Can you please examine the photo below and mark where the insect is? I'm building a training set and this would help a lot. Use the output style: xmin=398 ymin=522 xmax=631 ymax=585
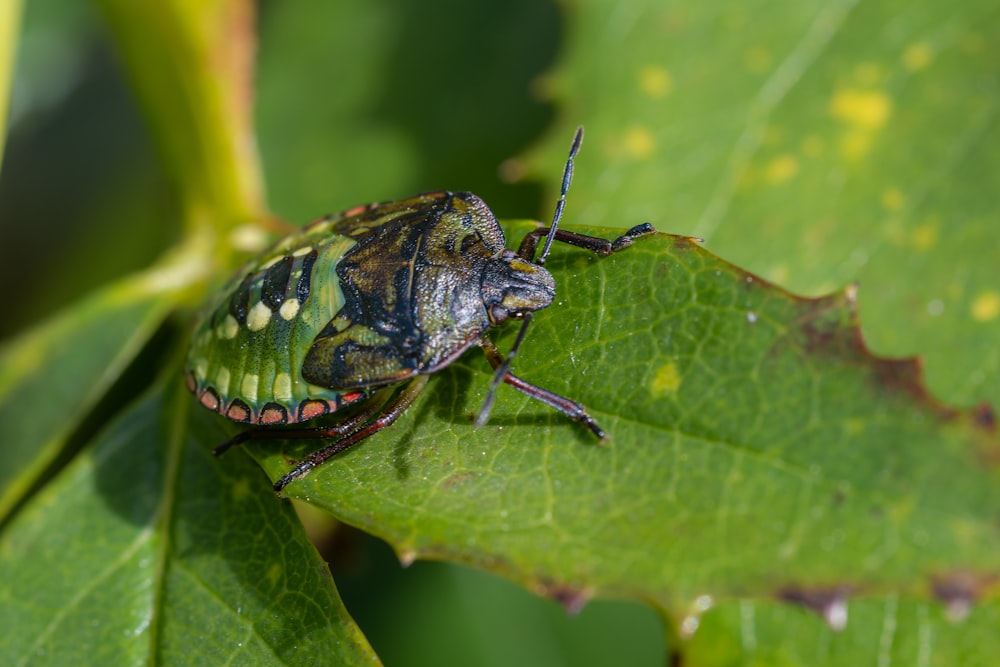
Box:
xmin=186 ymin=127 xmax=655 ymax=493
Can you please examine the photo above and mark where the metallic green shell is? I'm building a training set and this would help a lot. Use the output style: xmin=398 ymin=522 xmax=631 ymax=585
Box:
xmin=186 ymin=190 xmax=556 ymax=425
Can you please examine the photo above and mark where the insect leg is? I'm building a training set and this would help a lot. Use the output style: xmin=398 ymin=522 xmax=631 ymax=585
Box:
xmin=211 ymin=392 xmax=389 ymax=456
xmin=273 ymin=375 xmax=430 ymax=493
xmin=476 ymin=336 xmax=605 ymax=440
xmin=516 ymin=222 xmax=657 ymax=261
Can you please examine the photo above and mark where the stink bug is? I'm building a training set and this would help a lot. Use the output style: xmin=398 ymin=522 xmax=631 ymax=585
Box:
xmin=186 ymin=128 xmax=655 ymax=492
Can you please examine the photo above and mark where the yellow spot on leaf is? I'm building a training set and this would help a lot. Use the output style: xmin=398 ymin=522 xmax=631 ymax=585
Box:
xmin=242 ymin=374 xmax=259 ymax=402
xmin=624 ymin=126 xmax=655 ymax=159
xmin=881 ymin=187 xmax=904 ymax=212
xmin=830 ymin=89 xmax=892 ymax=131
xmin=903 ymin=43 xmax=933 ymax=71
xmin=765 ymin=154 xmax=799 ymax=185
xmin=651 ymin=361 xmax=682 ymax=395
xmin=971 ymin=291 xmax=1000 ymax=321
xmin=638 ymin=65 xmax=672 ymax=98
xmin=911 ymin=220 xmax=939 ymax=251
xmin=267 ymin=563 xmax=283 ymax=586
xmin=279 ymin=298 xmax=301 ymax=321
xmin=247 ymin=302 xmax=272 ymax=332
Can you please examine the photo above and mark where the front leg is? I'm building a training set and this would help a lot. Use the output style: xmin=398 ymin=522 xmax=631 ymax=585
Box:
xmin=516 ymin=222 xmax=657 ymax=261
xmin=476 ymin=336 xmax=605 ymax=439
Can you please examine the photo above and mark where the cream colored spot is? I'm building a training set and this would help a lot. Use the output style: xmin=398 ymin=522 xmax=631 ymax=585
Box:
xmin=638 ymin=65 xmax=672 ymax=98
xmin=881 ymin=187 xmax=904 ymax=212
xmin=745 ymin=47 xmax=771 ymax=73
xmin=247 ymin=302 xmax=272 ymax=331
xmin=651 ymin=361 xmax=682 ymax=395
xmin=273 ymin=373 xmax=293 ymax=402
xmin=193 ymin=358 xmax=208 ymax=381
xmin=903 ymin=43 xmax=933 ymax=71
xmin=624 ymin=126 xmax=655 ymax=159
xmin=215 ymin=367 xmax=231 ymax=393
xmin=267 ymin=562 xmax=283 ymax=586
xmin=218 ymin=314 xmax=239 ymax=340
xmin=241 ymin=374 xmax=259 ymax=402
xmin=292 ymin=245 xmax=314 ymax=257
xmin=971 ymin=291 xmax=1000 ymax=322
xmin=911 ymin=219 xmax=938 ymax=251
xmin=764 ymin=154 xmax=798 ymax=185
xmin=279 ymin=298 xmax=301 ymax=321
xmin=831 ymin=89 xmax=892 ymax=131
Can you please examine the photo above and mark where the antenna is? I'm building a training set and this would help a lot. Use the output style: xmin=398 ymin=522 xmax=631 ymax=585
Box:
xmin=475 ymin=126 xmax=583 ymax=429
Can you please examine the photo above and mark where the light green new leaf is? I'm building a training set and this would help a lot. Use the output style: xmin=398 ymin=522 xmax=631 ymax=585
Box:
xmin=0 ymin=263 xmax=195 ymax=519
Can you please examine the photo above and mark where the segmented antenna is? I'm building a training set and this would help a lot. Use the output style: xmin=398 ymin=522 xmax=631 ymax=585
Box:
xmin=475 ymin=126 xmax=583 ymax=429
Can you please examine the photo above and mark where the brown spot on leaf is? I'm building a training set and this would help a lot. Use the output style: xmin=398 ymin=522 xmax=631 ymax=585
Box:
xmin=792 ymin=284 xmax=997 ymax=442
xmin=931 ymin=571 xmax=997 ymax=622
xmin=973 ymin=403 xmax=996 ymax=433
xmin=777 ymin=585 xmax=850 ymax=630
xmin=535 ymin=580 xmax=590 ymax=614
xmin=671 ymin=235 xmax=703 ymax=252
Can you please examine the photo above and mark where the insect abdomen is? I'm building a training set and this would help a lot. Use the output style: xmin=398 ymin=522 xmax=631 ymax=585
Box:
xmin=187 ymin=234 xmax=366 ymax=424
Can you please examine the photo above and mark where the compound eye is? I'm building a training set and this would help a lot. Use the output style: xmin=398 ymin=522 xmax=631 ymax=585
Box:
xmin=488 ymin=304 xmax=509 ymax=325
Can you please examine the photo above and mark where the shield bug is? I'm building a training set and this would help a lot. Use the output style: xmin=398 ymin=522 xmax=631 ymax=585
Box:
xmin=186 ymin=127 xmax=655 ymax=492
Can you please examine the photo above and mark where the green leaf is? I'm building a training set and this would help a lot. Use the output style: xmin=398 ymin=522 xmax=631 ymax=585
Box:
xmin=242 ymin=225 xmax=998 ymax=637
xmin=0 ymin=380 xmax=379 ymax=666
xmin=0 ymin=263 xmax=193 ymax=519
